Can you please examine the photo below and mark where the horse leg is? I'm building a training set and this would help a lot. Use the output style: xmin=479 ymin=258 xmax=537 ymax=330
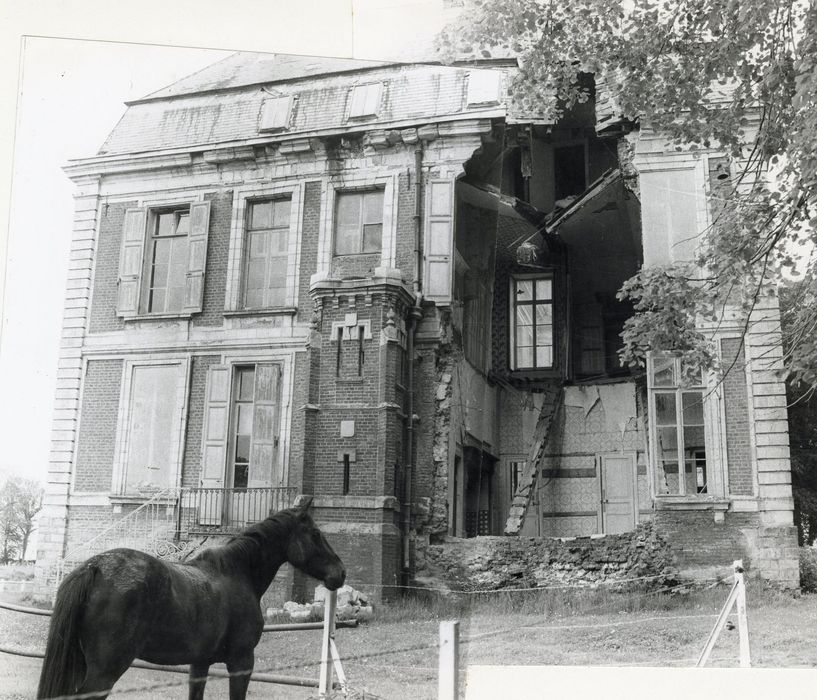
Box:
xmin=188 ymin=662 xmax=210 ymax=700
xmin=225 ymin=651 xmax=254 ymax=700
xmin=75 ymin=656 xmax=133 ymax=700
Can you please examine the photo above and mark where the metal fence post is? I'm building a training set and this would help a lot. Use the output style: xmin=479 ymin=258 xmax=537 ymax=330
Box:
xmin=318 ymin=589 xmax=338 ymax=698
xmin=734 ymin=559 xmax=751 ymax=667
xmin=438 ymin=620 xmax=460 ymax=700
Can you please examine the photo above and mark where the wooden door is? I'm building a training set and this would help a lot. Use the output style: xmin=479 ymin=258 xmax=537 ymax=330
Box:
xmin=599 ymin=452 xmax=636 ymax=534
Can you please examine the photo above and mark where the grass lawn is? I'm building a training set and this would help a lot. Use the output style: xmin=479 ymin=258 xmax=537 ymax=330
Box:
xmin=2 ymin=583 xmax=816 ymax=699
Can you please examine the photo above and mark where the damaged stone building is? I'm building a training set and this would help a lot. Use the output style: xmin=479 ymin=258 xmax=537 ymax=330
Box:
xmin=37 ymin=51 xmax=799 ymax=597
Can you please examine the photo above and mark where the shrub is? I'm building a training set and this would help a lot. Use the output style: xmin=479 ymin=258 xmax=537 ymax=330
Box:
xmin=799 ymin=546 xmax=817 ymax=592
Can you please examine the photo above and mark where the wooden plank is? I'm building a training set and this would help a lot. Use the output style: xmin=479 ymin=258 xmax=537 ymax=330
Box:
xmin=438 ymin=620 xmax=460 ymax=700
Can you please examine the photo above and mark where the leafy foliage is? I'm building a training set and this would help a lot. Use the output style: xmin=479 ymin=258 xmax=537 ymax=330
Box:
xmin=439 ymin=0 xmax=817 ymax=384
xmin=0 ymin=477 xmax=43 ymax=563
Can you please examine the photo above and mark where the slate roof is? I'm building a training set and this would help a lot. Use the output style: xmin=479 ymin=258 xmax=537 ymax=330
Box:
xmin=98 ymin=55 xmax=513 ymax=156
xmin=139 ymin=52 xmax=395 ymax=102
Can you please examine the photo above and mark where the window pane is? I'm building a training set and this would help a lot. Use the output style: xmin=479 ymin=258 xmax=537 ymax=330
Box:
xmin=250 ymin=201 xmax=273 ymax=229
xmin=246 ymin=260 xmax=266 ymax=295
xmin=681 ymin=360 xmax=704 ymax=386
xmin=654 ymin=393 xmax=677 ymax=426
xmin=272 ymin=199 xmax=291 ymax=227
xmin=235 ymin=434 xmax=251 ymax=464
xmin=156 ymin=213 xmax=175 ymax=237
xmin=652 ymin=356 xmax=676 ymax=386
xmin=245 ymin=288 xmax=263 ymax=308
xmin=152 ymin=238 xmax=171 ymax=266
xmin=656 ymin=426 xmax=680 ymax=494
xmin=536 ymin=324 xmax=552 ymax=348
xmin=267 ymin=286 xmax=286 ymax=307
xmin=237 ymin=403 xmax=254 ymax=435
xmin=268 ymin=255 xmax=287 ymax=280
xmin=535 ymin=304 xmax=552 ymax=326
xmin=272 ymin=228 xmax=288 ymax=254
xmin=233 ymin=463 xmax=248 ymax=489
xmin=516 ymin=324 xmax=533 ymax=347
xmin=238 ymin=368 xmax=255 ymax=401
xmin=515 ymin=279 xmax=533 ymax=299
xmin=515 ymin=305 xmax=533 ymax=327
xmin=516 ymin=346 xmax=533 ymax=367
xmin=249 ymin=231 xmax=267 ymax=258
xmin=335 ymin=224 xmax=359 ymax=255
xmin=148 ymin=289 xmax=165 ymax=312
xmin=336 ymin=194 xmax=361 ymax=228
xmin=682 ymin=391 xmax=704 ymax=426
xmin=175 ymin=213 xmax=189 ymax=236
xmin=534 ymin=278 xmax=552 ymax=300
xmin=150 ymin=261 xmax=169 ymax=288
xmin=536 ymin=346 xmax=553 ymax=367
xmin=362 ymin=223 xmax=382 ymax=252
xmin=363 ymin=191 xmax=384 ymax=224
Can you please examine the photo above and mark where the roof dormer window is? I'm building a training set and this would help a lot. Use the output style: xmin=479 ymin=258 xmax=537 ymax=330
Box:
xmin=348 ymin=83 xmax=382 ymax=118
xmin=466 ymin=70 xmax=502 ymax=107
xmin=259 ymin=95 xmax=293 ymax=132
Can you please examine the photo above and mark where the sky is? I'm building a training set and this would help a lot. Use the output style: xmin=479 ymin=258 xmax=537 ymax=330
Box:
xmin=0 ymin=0 xmax=452 ymax=485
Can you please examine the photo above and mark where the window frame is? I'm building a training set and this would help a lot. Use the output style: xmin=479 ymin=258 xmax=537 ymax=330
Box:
xmin=332 ymin=188 xmax=385 ymax=256
xmin=509 ymin=273 xmax=556 ymax=371
xmin=240 ymin=197 xmax=294 ymax=310
xmin=141 ymin=206 xmax=191 ymax=315
xmin=647 ymin=353 xmax=714 ymax=498
xmin=110 ymin=357 xmax=190 ymax=499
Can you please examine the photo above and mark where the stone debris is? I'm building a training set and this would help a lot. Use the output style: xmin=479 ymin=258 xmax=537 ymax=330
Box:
xmin=417 ymin=522 xmax=678 ymax=592
xmin=267 ymin=584 xmax=374 ymax=623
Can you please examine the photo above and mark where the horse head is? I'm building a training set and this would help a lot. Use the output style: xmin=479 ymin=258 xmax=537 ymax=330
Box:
xmin=286 ymin=501 xmax=346 ymax=591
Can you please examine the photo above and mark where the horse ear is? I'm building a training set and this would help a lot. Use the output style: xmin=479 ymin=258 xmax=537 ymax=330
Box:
xmin=297 ymin=496 xmax=313 ymax=514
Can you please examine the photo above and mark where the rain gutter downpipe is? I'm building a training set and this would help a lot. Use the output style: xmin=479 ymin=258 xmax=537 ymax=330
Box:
xmin=402 ymin=143 xmax=424 ymax=586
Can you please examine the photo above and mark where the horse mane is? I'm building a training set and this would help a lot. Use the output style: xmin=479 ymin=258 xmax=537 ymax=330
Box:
xmin=193 ymin=507 xmax=300 ymax=576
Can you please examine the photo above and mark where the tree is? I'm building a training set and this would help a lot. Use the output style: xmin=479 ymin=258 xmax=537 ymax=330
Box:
xmin=438 ymin=0 xmax=817 ymax=385
xmin=0 ymin=477 xmax=44 ymax=563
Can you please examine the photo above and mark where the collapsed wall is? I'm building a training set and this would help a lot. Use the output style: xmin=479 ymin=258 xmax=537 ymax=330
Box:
xmin=419 ymin=521 xmax=677 ymax=591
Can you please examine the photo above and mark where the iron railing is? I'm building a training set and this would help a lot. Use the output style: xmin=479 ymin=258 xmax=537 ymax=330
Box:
xmin=179 ymin=486 xmax=297 ymax=535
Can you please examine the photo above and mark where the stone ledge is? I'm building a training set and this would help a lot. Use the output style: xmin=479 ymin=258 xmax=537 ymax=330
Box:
xmin=654 ymin=497 xmax=730 ymax=512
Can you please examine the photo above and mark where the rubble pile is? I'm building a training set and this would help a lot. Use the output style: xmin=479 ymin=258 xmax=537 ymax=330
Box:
xmin=267 ymin=584 xmax=374 ymax=623
xmin=420 ymin=522 xmax=677 ymax=591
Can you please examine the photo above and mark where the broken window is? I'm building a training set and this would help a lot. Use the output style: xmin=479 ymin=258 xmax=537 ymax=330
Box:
xmin=510 ymin=275 xmax=554 ymax=370
xmin=649 ymin=354 xmax=708 ymax=496
xmin=553 ymin=143 xmax=587 ymax=202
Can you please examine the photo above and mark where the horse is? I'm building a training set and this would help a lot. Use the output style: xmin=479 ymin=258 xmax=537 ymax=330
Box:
xmin=37 ymin=499 xmax=345 ymax=699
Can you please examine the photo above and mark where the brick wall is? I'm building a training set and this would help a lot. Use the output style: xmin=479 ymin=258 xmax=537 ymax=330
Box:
xmin=722 ymin=338 xmax=753 ymax=496
xmin=297 ymin=181 xmax=322 ymax=322
xmin=89 ymin=201 xmax=136 ymax=333
xmin=193 ymin=190 xmax=233 ymax=327
xmin=395 ymin=171 xmax=416 ymax=278
xmin=74 ymin=359 xmax=123 ymax=491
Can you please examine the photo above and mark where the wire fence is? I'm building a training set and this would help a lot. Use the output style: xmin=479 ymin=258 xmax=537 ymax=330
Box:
xmin=0 ymin=567 xmax=756 ymax=700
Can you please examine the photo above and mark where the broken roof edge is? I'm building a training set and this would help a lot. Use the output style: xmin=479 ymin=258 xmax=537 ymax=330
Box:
xmin=545 ymin=169 xmax=623 ymax=234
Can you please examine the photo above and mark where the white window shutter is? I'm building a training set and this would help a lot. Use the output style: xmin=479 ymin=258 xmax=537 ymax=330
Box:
xmin=199 ymin=364 xmax=230 ymax=524
xmin=424 ymin=179 xmax=455 ymax=303
xmin=183 ymin=201 xmax=211 ymax=314
xmin=249 ymin=363 xmax=281 ymax=489
xmin=117 ymin=208 xmax=147 ymax=316
xmin=467 ymin=70 xmax=502 ymax=106
xmin=259 ymin=95 xmax=293 ymax=131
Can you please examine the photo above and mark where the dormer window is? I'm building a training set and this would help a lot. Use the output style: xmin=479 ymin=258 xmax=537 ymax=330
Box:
xmin=466 ymin=70 xmax=502 ymax=106
xmin=259 ymin=95 xmax=293 ymax=132
xmin=348 ymin=83 xmax=382 ymax=118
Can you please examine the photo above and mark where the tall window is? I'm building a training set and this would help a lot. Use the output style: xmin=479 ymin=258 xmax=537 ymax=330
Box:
xmin=650 ymin=354 xmax=708 ymax=496
xmin=243 ymin=198 xmax=291 ymax=308
xmin=145 ymin=208 xmax=190 ymax=313
xmin=511 ymin=276 xmax=554 ymax=370
xmin=122 ymin=364 xmax=182 ymax=493
xmin=230 ymin=367 xmax=255 ymax=489
xmin=334 ymin=190 xmax=384 ymax=255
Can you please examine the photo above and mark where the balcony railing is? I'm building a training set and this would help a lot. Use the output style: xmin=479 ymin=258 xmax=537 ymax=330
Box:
xmin=179 ymin=486 xmax=298 ymax=536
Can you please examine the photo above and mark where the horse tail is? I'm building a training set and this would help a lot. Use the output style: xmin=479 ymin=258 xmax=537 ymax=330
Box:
xmin=37 ymin=564 xmax=97 ymax=699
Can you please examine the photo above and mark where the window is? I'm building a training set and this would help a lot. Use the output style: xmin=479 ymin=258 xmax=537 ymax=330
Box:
xmin=230 ymin=367 xmax=255 ymax=489
xmin=334 ymin=190 xmax=384 ymax=255
xmin=242 ymin=198 xmax=292 ymax=308
xmin=144 ymin=208 xmax=189 ymax=313
xmin=348 ymin=83 xmax=382 ymax=118
xmin=259 ymin=95 xmax=293 ymax=132
xmin=467 ymin=70 xmax=502 ymax=106
xmin=510 ymin=276 xmax=554 ymax=370
xmin=116 ymin=362 xmax=186 ymax=495
xmin=117 ymin=202 xmax=211 ymax=318
xmin=649 ymin=354 xmax=708 ymax=496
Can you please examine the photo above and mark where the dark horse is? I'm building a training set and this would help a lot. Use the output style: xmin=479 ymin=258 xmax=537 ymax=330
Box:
xmin=37 ymin=500 xmax=345 ymax=699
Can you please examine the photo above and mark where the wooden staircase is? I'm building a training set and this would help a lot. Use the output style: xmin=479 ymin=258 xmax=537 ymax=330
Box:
xmin=504 ymin=382 xmax=563 ymax=535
